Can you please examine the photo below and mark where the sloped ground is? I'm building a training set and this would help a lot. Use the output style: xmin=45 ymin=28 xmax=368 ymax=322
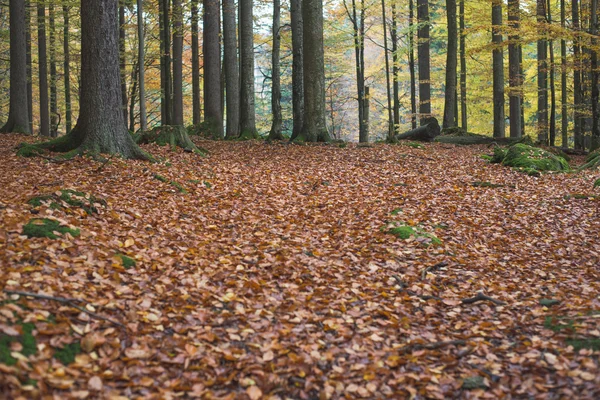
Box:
xmin=1 ymin=134 xmax=599 ymax=399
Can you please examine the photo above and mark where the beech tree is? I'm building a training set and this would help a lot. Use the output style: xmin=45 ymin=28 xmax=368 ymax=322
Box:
xmin=38 ymin=1 xmax=50 ymax=137
xmin=442 ymin=0 xmax=457 ymax=129
xmin=223 ymin=0 xmax=240 ymax=139
xmin=290 ymin=0 xmax=304 ymax=140
xmin=204 ymin=0 xmax=223 ymax=138
xmin=492 ymin=0 xmax=505 ymax=138
xmin=268 ymin=0 xmax=284 ymax=141
xmin=508 ymin=0 xmax=522 ymax=138
xmin=1 ymin=0 xmax=30 ymax=134
xmin=417 ymin=0 xmax=431 ymax=125
xmin=239 ymin=0 xmax=258 ymax=139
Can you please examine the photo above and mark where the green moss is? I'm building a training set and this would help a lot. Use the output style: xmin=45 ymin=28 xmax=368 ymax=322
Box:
xmin=153 ymin=174 xmax=187 ymax=193
xmin=16 ymin=143 xmax=45 ymax=158
xmin=115 ymin=253 xmax=136 ymax=269
xmin=544 ymin=316 xmax=575 ymax=333
xmin=579 ymin=150 xmax=600 ymax=170
xmin=386 ymin=222 xmax=442 ymax=246
xmin=204 ymin=181 xmax=212 ymax=188
xmin=238 ymin=129 xmax=259 ymax=141
xmin=0 ymin=334 xmax=17 ymax=365
xmin=338 ymin=142 xmax=348 ymax=148
xmin=490 ymin=144 xmax=570 ymax=173
xmin=472 ymin=181 xmax=503 ymax=188
xmin=0 ymin=322 xmax=38 ymax=365
xmin=566 ymin=338 xmax=600 ymax=351
xmin=54 ymin=342 xmax=81 ymax=365
xmin=27 ymin=189 xmax=102 ymax=214
xmin=405 ymin=141 xmax=424 ymax=149
xmin=539 ymin=299 xmax=561 ymax=307
xmin=22 ymin=218 xmax=80 ymax=239
xmin=390 ymin=208 xmax=403 ymax=216
xmin=462 ymin=376 xmax=487 ymax=390
xmin=27 ymin=194 xmax=55 ymax=207
xmin=154 ymin=174 xmax=168 ymax=183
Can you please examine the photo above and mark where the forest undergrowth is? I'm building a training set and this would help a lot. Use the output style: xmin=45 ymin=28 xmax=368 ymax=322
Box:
xmin=1 ymin=134 xmax=599 ymax=399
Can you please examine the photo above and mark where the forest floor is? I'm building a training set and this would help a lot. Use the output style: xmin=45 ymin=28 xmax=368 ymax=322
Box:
xmin=1 ymin=133 xmax=599 ymax=399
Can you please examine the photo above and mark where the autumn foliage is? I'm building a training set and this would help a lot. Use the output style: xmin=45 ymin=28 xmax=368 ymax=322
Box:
xmin=1 ymin=134 xmax=599 ymax=398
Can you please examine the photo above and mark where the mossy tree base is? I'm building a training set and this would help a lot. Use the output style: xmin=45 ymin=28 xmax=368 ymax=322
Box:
xmin=238 ymin=128 xmax=259 ymax=141
xmin=137 ymin=125 xmax=207 ymax=156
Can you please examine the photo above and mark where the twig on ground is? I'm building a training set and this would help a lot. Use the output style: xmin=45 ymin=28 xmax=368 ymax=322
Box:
xmin=4 ymin=290 xmax=126 ymax=329
xmin=461 ymin=292 xmax=506 ymax=306
xmin=95 ymin=154 xmax=114 ymax=172
xmin=421 ymin=261 xmax=449 ymax=280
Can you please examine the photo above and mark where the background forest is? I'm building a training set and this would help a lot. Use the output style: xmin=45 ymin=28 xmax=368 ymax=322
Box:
xmin=2 ymin=0 xmax=600 ymax=147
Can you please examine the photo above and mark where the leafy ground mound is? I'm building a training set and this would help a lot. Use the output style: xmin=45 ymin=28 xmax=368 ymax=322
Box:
xmin=1 ymin=135 xmax=599 ymax=398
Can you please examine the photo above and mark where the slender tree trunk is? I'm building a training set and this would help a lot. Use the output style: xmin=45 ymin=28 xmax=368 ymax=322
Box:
xmin=391 ymin=2 xmax=400 ymax=134
xmin=62 ymin=5 xmax=71 ymax=133
xmin=1 ymin=0 xmax=30 ymax=134
xmin=537 ymin=0 xmax=548 ymax=144
xmin=191 ymin=0 xmax=200 ymax=126
xmin=26 ymin=0 xmax=33 ymax=133
xmin=519 ymin=45 xmax=525 ymax=135
xmin=573 ymin=0 xmax=583 ymax=149
xmin=508 ymin=0 xmax=522 ymax=138
xmin=137 ymin=0 xmax=146 ymax=132
xmin=300 ymin=0 xmax=330 ymax=141
xmin=49 ymin=3 xmax=57 ymax=136
xmin=443 ymin=0 xmax=457 ymax=129
xmin=417 ymin=0 xmax=431 ymax=125
xmin=382 ymin=0 xmax=392 ymax=140
xmin=204 ymin=0 xmax=223 ymax=137
xmin=459 ymin=0 xmax=467 ymax=130
xmin=119 ymin=2 xmax=128 ymax=125
xmin=346 ymin=0 xmax=366 ymax=142
xmin=172 ymin=0 xmax=183 ymax=126
xmin=409 ymin=0 xmax=417 ymax=129
xmin=222 ymin=0 xmax=240 ymax=138
xmin=128 ymin=59 xmax=138 ymax=131
xmin=38 ymin=2 xmax=49 ymax=137
xmin=239 ymin=0 xmax=257 ymax=138
xmin=290 ymin=0 xmax=304 ymax=139
xmin=159 ymin=0 xmax=172 ymax=126
xmin=561 ymin=0 xmax=568 ymax=147
xmin=492 ymin=0 xmax=505 ymax=138
xmin=268 ymin=0 xmax=284 ymax=140
xmin=591 ymin=0 xmax=600 ymax=150
xmin=547 ymin=0 xmax=556 ymax=146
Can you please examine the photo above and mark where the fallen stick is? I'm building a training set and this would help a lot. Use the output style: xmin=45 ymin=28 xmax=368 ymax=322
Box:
xmin=398 ymin=339 xmax=466 ymax=354
xmin=421 ymin=261 xmax=449 ymax=280
xmin=461 ymin=292 xmax=506 ymax=306
xmin=4 ymin=290 xmax=126 ymax=329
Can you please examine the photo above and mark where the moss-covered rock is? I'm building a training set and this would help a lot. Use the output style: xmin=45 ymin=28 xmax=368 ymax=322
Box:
xmin=491 ymin=144 xmax=570 ymax=173
xmin=385 ymin=222 xmax=442 ymax=246
xmin=22 ymin=218 xmax=80 ymax=239
xmin=579 ymin=149 xmax=600 ymax=170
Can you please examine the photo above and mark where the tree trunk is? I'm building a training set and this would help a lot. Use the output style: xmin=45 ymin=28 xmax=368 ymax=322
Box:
xmin=222 ymin=0 xmax=240 ymax=139
xmin=381 ymin=0 xmax=392 ymax=140
xmin=459 ymin=0 xmax=467 ymax=130
xmin=492 ymin=0 xmax=505 ymax=138
xmin=561 ymin=0 xmax=568 ymax=147
xmin=26 ymin=0 xmax=33 ymax=134
xmin=397 ymin=117 xmax=440 ymax=141
xmin=347 ymin=0 xmax=366 ymax=142
xmin=159 ymin=0 xmax=172 ymax=126
xmin=409 ymin=0 xmax=417 ymax=129
xmin=239 ymin=0 xmax=257 ymax=139
xmin=537 ymin=0 xmax=548 ymax=145
xmin=547 ymin=0 xmax=556 ymax=146
xmin=128 ymin=60 xmax=138 ymax=131
xmin=508 ymin=0 xmax=522 ymax=138
xmin=290 ymin=0 xmax=304 ymax=140
xmin=49 ymin=3 xmax=57 ymax=136
xmin=591 ymin=0 xmax=599 ymax=150
xmin=1 ymin=0 xmax=30 ymax=134
xmin=137 ymin=0 xmax=146 ymax=132
xmin=204 ymin=0 xmax=223 ymax=138
xmin=62 ymin=5 xmax=72 ymax=133
xmin=300 ymin=0 xmax=330 ymax=142
xmin=119 ymin=3 xmax=127 ymax=126
xmin=573 ymin=0 xmax=583 ymax=149
xmin=443 ymin=0 xmax=457 ymax=129
xmin=391 ymin=2 xmax=400 ymax=135
xmin=268 ymin=0 xmax=284 ymax=140
xmin=172 ymin=0 xmax=183 ymax=126
xmin=191 ymin=0 xmax=200 ymax=126
xmin=38 ymin=2 xmax=49 ymax=137
xmin=417 ymin=0 xmax=431 ymax=125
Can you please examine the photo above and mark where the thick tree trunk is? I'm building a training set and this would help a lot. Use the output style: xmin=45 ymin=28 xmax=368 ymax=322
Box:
xmin=573 ymin=0 xmax=583 ymax=149
xmin=409 ymin=0 xmax=417 ymax=129
xmin=1 ymin=0 xmax=30 ymax=134
xmin=492 ymin=0 xmax=505 ymax=138
xmin=172 ymin=0 xmax=183 ymax=126
xmin=49 ymin=3 xmax=57 ymax=136
xmin=591 ymin=0 xmax=600 ymax=150
xmin=119 ymin=3 xmax=127 ymax=126
xmin=508 ymin=0 xmax=522 ymax=138
xmin=417 ymin=0 xmax=431 ymax=125
xmin=347 ymin=0 xmax=366 ymax=142
xmin=397 ymin=117 xmax=440 ymax=141
xmin=459 ymin=0 xmax=467 ymax=130
xmin=26 ymin=0 xmax=33 ymax=133
xmin=268 ymin=0 xmax=284 ymax=141
xmin=191 ymin=0 xmax=200 ymax=126
xmin=159 ymin=0 xmax=172 ymax=126
xmin=391 ymin=3 xmax=400 ymax=135
xmin=62 ymin=5 xmax=72 ymax=133
xmin=290 ymin=0 xmax=304 ymax=140
xmin=547 ymin=0 xmax=556 ymax=146
xmin=204 ymin=0 xmax=223 ymax=138
xmin=38 ymin=3 xmax=49 ymax=137
xmin=537 ymin=0 xmax=548 ymax=145
xmin=381 ymin=0 xmax=392 ymax=140
xmin=443 ymin=0 xmax=457 ymax=129
xmin=137 ymin=0 xmax=146 ymax=132
xmin=300 ymin=0 xmax=330 ymax=142
xmin=561 ymin=0 xmax=568 ymax=147
xmin=222 ymin=0 xmax=240 ymax=139
xmin=239 ymin=0 xmax=257 ymax=139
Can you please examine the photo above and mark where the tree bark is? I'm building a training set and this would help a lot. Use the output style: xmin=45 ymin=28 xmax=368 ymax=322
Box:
xmin=391 ymin=2 xmax=400 ymax=135
xmin=172 ymin=0 xmax=183 ymax=126
xmin=49 ymin=3 xmax=57 ymax=136
xmin=204 ymin=0 xmax=223 ymax=138
xmin=222 ymin=0 xmax=240 ymax=139
xmin=417 ymin=0 xmax=431 ymax=125
xmin=290 ymin=0 xmax=304 ymax=140
xmin=561 ymin=0 xmax=568 ymax=147
xmin=26 ymin=0 xmax=33 ymax=133
xmin=397 ymin=117 xmax=440 ymax=141
xmin=547 ymin=0 xmax=556 ymax=146
xmin=137 ymin=0 xmax=146 ymax=132
xmin=268 ymin=0 xmax=284 ymax=140
xmin=239 ymin=0 xmax=257 ymax=139
xmin=381 ymin=0 xmax=392 ymax=140
xmin=459 ymin=0 xmax=467 ymax=130
xmin=38 ymin=2 xmax=49 ymax=137
xmin=573 ymin=0 xmax=583 ymax=149
xmin=443 ymin=0 xmax=457 ymax=129
xmin=62 ymin=5 xmax=72 ymax=133
xmin=537 ymin=0 xmax=548 ymax=145
xmin=409 ymin=0 xmax=417 ymax=129
xmin=191 ymin=0 xmax=200 ymax=126
xmin=300 ymin=0 xmax=330 ymax=142
xmin=508 ymin=0 xmax=522 ymax=138
xmin=159 ymin=0 xmax=172 ymax=126
xmin=492 ymin=0 xmax=505 ymax=138
xmin=591 ymin=0 xmax=599 ymax=150
xmin=1 ymin=0 xmax=30 ymax=134
xmin=119 ymin=2 xmax=128 ymax=126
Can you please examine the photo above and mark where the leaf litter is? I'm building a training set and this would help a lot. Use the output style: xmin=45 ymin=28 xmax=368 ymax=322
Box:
xmin=0 ymin=134 xmax=599 ymax=398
